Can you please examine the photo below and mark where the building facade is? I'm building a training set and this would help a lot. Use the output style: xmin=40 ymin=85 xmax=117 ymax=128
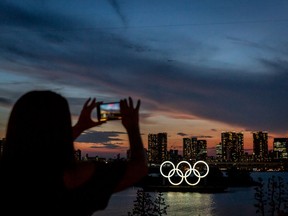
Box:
xmin=183 ymin=137 xmax=207 ymax=161
xmin=273 ymin=138 xmax=288 ymax=159
xmin=148 ymin=133 xmax=167 ymax=164
xmin=253 ymin=131 xmax=268 ymax=161
xmin=183 ymin=138 xmax=193 ymax=160
xmin=221 ymin=131 xmax=244 ymax=161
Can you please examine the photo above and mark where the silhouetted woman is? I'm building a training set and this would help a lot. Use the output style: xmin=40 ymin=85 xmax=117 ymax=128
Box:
xmin=0 ymin=90 xmax=148 ymax=216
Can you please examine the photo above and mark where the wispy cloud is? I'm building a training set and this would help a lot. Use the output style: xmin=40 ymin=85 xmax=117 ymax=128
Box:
xmin=177 ymin=132 xmax=188 ymax=137
xmin=90 ymin=142 xmax=123 ymax=149
xmin=1 ymin=0 xmax=288 ymax=140
xmin=75 ymin=130 xmax=126 ymax=144
xmin=0 ymin=97 xmax=13 ymax=106
xmin=107 ymin=0 xmax=127 ymax=26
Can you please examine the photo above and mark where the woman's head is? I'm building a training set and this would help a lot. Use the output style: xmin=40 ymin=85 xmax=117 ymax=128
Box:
xmin=3 ymin=90 xmax=75 ymax=168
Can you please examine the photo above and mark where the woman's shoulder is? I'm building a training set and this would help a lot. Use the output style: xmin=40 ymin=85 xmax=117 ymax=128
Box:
xmin=63 ymin=160 xmax=127 ymax=190
xmin=63 ymin=161 xmax=95 ymax=189
xmin=63 ymin=160 xmax=128 ymax=215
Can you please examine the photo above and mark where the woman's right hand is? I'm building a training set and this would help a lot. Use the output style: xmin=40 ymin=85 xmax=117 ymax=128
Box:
xmin=120 ymin=97 xmax=141 ymax=131
xmin=115 ymin=97 xmax=148 ymax=192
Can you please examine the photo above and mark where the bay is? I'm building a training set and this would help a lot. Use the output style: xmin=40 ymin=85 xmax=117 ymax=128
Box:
xmin=93 ymin=172 xmax=288 ymax=216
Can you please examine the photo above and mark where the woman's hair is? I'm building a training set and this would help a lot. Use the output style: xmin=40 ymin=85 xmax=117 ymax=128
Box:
xmin=3 ymin=90 xmax=75 ymax=170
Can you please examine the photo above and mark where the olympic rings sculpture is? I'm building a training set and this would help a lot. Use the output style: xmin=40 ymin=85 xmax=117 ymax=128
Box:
xmin=160 ymin=160 xmax=209 ymax=186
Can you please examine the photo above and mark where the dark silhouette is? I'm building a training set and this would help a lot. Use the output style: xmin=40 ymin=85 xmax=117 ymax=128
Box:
xmin=0 ymin=90 xmax=148 ymax=216
xmin=127 ymin=189 xmax=169 ymax=215
xmin=254 ymin=176 xmax=288 ymax=216
xmin=226 ymin=165 xmax=259 ymax=187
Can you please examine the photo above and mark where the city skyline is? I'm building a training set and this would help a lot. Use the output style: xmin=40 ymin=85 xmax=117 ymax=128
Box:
xmin=74 ymin=129 xmax=284 ymax=158
xmin=1 ymin=1 xmax=288 ymax=158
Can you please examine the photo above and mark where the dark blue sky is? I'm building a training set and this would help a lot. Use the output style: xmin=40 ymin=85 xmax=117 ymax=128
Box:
xmin=1 ymin=0 xmax=288 ymax=156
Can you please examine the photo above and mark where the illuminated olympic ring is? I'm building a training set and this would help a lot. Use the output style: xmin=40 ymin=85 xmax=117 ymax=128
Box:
xmin=159 ymin=160 xmax=209 ymax=186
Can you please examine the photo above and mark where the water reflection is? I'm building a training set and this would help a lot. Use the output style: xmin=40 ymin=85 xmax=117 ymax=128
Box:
xmin=165 ymin=192 xmax=215 ymax=216
xmin=93 ymin=172 xmax=288 ymax=216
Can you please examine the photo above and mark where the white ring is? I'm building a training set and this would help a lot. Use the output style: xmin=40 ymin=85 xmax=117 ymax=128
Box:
xmin=160 ymin=160 xmax=175 ymax=178
xmin=193 ymin=160 xmax=209 ymax=178
xmin=159 ymin=160 xmax=210 ymax=186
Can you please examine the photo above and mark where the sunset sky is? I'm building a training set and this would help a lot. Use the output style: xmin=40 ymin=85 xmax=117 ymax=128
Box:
xmin=1 ymin=0 xmax=288 ymax=158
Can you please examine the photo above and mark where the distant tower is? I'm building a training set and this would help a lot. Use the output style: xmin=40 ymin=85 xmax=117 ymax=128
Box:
xmin=236 ymin=132 xmax=244 ymax=159
xmin=253 ymin=131 xmax=268 ymax=160
xmin=148 ymin=133 xmax=167 ymax=164
xmin=196 ymin=139 xmax=207 ymax=160
xmin=168 ymin=149 xmax=179 ymax=163
xmin=221 ymin=131 xmax=244 ymax=161
xmin=273 ymin=138 xmax=288 ymax=159
xmin=216 ymin=143 xmax=222 ymax=159
xmin=183 ymin=137 xmax=205 ymax=161
xmin=191 ymin=137 xmax=197 ymax=159
xmin=148 ymin=133 xmax=157 ymax=163
xmin=183 ymin=138 xmax=192 ymax=160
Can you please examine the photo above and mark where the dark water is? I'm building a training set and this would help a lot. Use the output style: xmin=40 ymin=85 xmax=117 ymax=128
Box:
xmin=93 ymin=172 xmax=288 ymax=216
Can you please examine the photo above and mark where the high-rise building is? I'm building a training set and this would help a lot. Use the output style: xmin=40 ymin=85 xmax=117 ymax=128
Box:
xmin=197 ymin=139 xmax=207 ymax=160
xmin=148 ymin=133 xmax=167 ymax=164
xmin=237 ymin=132 xmax=244 ymax=159
xmin=183 ymin=138 xmax=192 ymax=160
xmin=273 ymin=138 xmax=288 ymax=159
xmin=168 ymin=149 xmax=179 ymax=163
xmin=192 ymin=137 xmax=198 ymax=159
xmin=216 ymin=143 xmax=222 ymax=159
xmin=183 ymin=137 xmax=206 ymax=160
xmin=148 ymin=133 xmax=157 ymax=163
xmin=221 ymin=131 xmax=244 ymax=161
xmin=253 ymin=131 xmax=268 ymax=160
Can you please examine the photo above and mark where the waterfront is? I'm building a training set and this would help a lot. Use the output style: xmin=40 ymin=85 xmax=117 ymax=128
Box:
xmin=93 ymin=172 xmax=288 ymax=216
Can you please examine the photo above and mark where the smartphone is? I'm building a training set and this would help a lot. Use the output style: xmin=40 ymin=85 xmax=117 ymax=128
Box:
xmin=97 ymin=102 xmax=121 ymax=121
